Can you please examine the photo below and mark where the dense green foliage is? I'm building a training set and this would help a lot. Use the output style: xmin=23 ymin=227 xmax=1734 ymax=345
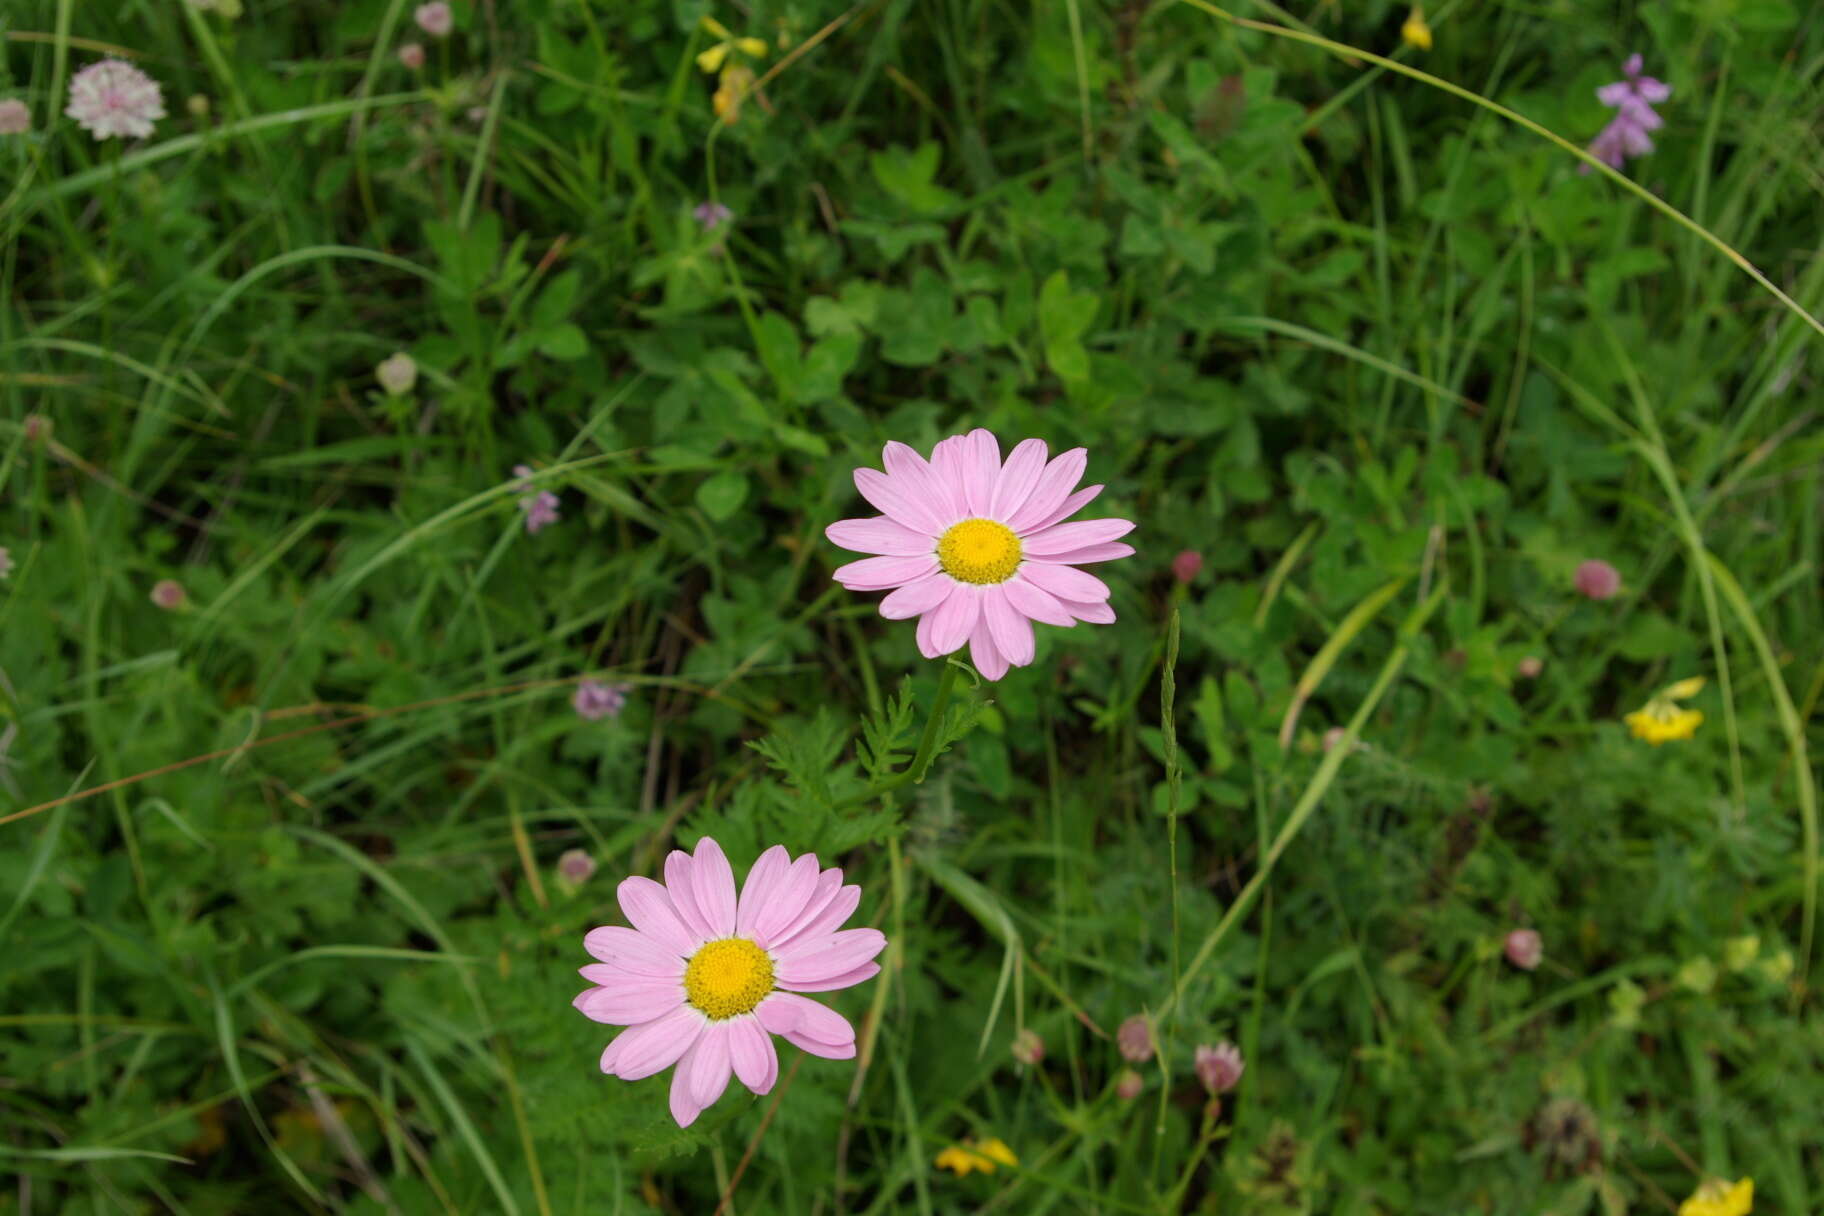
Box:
xmin=3 ymin=0 xmax=1821 ymax=1211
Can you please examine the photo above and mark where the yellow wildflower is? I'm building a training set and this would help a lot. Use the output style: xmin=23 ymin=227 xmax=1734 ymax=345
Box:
xmin=1401 ymin=7 xmax=1432 ymax=50
xmin=935 ymin=1137 xmax=1018 ymax=1177
xmin=1679 ymin=1177 xmax=1753 ymax=1216
xmin=712 ymin=64 xmax=757 ymax=124
xmin=696 ymin=16 xmax=768 ymax=75
xmin=1625 ymin=676 xmax=1705 ymax=745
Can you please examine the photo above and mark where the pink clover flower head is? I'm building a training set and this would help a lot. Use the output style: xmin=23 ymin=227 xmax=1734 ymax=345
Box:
xmin=512 ymin=464 xmax=561 ymax=534
xmin=414 ymin=2 xmax=454 ymax=37
xmin=150 ymin=579 xmax=187 ymax=610
xmin=575 ymin=836 xmax=887 ymax=1128
xmin=1574 ymin=559 xmax=1620 ymax=600
xmin=826 ymin=429 xmax=1134 ymax=681
xmin=398 ymin=43 xmax=426 ymax=70
xmin=1171 ymin=549 xmax=1202 ymax=585
xmin=573 ymin=679 xmax=630 ymax=721
xmin=1116 ymin=1013 xmax=1153 ymax=1062
xmin=1194 ymin=1041 xmax=1244 ymax=1093
xmin=558 ymin=848 xmax=598 ymax=885
xmin=1011 ymin=1028 xmax=1044 ymax=1066
xmin=1505 ymin=928 xmax=1543 ymax=971
xmin=694 ymin=201 xmax=734 ymax=231
xmin=0 ymin=99 xmax=30 ymax=135
xmin=1582 ymin=54 xmax=1668 ymax=174
xmin=1114 ymin=1068 xmax=1144 ymax=1100
xmin=65 ymin=60 xmax=166 ymax=141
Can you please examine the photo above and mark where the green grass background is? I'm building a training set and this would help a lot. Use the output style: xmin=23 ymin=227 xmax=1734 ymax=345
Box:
xmin=2 ymin=0 xmax=1821 ymax=1211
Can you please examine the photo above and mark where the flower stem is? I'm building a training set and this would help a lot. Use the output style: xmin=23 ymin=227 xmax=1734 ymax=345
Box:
xmin=905 ymin=660 xmax=959 ymax=785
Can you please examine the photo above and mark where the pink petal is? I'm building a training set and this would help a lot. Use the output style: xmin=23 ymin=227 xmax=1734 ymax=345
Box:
xmin=771 ymin=878 xmax=857 ymax=950
xmin=1621 ymin=52 xmax=1643 ymax=77
xmin=664 ymin=851 xmax=718 ymax=942
xmin=833 ymin=554 xmax=939 ymax=591
xmin=1022 ymin=518 xmax=1135 ymax=556
xmin=983 ymin=587 xmax=1035 ymax=666
xmin=573 ymin=978 xmax=686 ymax=1025
xmin=990 ymin=438 xmax=1049 ymax=521
xmin=616 ymin=877 xmax=700 ymax=957
xmin=768 ymin=869 xmax=843 ymax=949
xmin=825 ymin=516 xmax=935 ymax=556
xmin=669 ymin=1046 xmax=705 ymax=1127
xmin=579 ymin=961 xmax=684 ymax=990
xmin=728 ymin=1015 xmax=779 ymax=1095
xmin=1636 ymin=78 xmax=1670 ymax=103
xmin=928 ymin=436 xmax=972 ymax=522
xmin=883 ymin=441 xmax=964 ymax=527
xmin=968 ymin=622 xmax=1009 ymax=681
xmin=785 ymin=1030 xmax=857 ymax=1059
xmin=687 ymin=1020 xmax=735 ymax=1107
xmin=600 ymin=1004 xmax=704 ymax=1080
xmin=1019 ymin=562 xmax=1110 ymax=603
xmin=584 ymin=926 xmax=689 ymax=976
xmin=756 ymin=991 xmax=857 ymax=1047
xmin=855 ymin=467 xmax=945 ymax=535
xmin=880 ymin=573 xmax=952 ymax=620
xmin=1003 ymin=576 xmax=1075 ymax=626
xmin=961 ymin=429 xmax=1001 ymax=517
xmin=749 ymin=853 xmax=821 ymax=946
xmin=774 ymin=928 xmax=888 ymax=989
xmin=778 ymin=961 xmax=880 ymax=993
xmin=1056 ymin=597 xmax=1116 ymax=625
xmin=735 ymin=845 xmax=791 ymax=938
xmin=1596 ymin=81 xmax=1631 ymax=107
xmin=921 ymin=583 xmax=980 ymax=657
xmin=1033 ymin=542 xmax=1135 ymax=565
xmin=690 ymin=837 xmax=738 ymax=938
xmin=1005 ymin=448 xmax=1087 ymax=533
xmin=1027 ymin=483 xmax=1103 ymax=533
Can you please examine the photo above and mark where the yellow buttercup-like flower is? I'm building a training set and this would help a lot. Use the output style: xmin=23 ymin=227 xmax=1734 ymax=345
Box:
xmin=1625 ymin=676 xmax=1705 ymax=745
xmin=697 ymin=16 xmax=768 ymax=75
xmin=935 ymin=1137 xmax=1018 ymax=1177
xmin=1401 ymin=7 xmax=1433 ymax=50
xmin=1678 ymin=1177 xmax=1753 ymax=1216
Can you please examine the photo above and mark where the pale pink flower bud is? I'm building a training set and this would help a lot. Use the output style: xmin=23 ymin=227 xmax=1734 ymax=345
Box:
xmin=414 ymin=2 xmax=454 ymax=37
xmin=557 ymin=849 xmax=597 ymax=885
xmin=1194 ymin=1041 xmax=1244 ymax=1093
xmin=150 ymin=579 xmax=187 ymax=610
xmin=375 ymin=352 xmax=417 ymax=395
xmin=1516 ymin=656 xmax=1543 ymax=679
xmin=398 ymin=43 xmax=426 ymax=70
xmin=1116 ymin=1014 xmax=1153 ymax=1063
xmin=1505 ymin=928 xmax=1543 ymax=971
xmin=1011 ymin=1028 xmax=1044 ymax=1066
xmin=1114 ymin=1069 xmax=1143 ymax=1100
xmin=0 ymin=99 xmax=31 ymax=135
xmin=1574 ymin=559 xmax=1620 ymax=600
xmin=65 ymin=60 xmax=166 ymax=141
xmin=1172 ymin=549 xmax=1202 ymax=584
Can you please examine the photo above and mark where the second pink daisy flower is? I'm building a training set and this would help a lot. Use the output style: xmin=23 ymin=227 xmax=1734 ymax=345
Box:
xmin=826 ymin=429 xmax=1134 ymax=680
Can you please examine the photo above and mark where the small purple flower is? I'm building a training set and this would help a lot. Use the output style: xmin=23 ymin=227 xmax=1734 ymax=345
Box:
xmin=573 ymin=679 xmax=630 ymax=722
xmin=150 ymin=579 xmax=187 ymax=610
xmin=1582 ymin=54 xmax=1669 ymax=173
xmin=693 ymin=201 xmax=734 ymax=231
xmin=1116 ymin=1014 xmax=1153 ymax=1063
xmin=557 ymin=848 xmax=598 ymax=885
xmin=1194 ymin=1041 xmax=1245 ymax=1094
xmin=1574 ymin=559 xmax=1620 ymax=600
xmin=1505 ymin=928 xmax=1544 ymax=971
xmin=512 ymin=464 xmax=561 ymax=535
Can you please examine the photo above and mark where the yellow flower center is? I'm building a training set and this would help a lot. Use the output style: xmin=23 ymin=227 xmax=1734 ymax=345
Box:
xmin=937 ymin=518 xmax=1022 ymax=585
xmin=683 ymin=938 xmax=774 ymax=1020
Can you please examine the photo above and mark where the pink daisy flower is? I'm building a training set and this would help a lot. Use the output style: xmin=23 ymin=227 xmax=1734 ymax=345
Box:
xmin=65 ymin=59 xmax=166 ymax=141
xmin=825 ymin=429 xmax=1135 ymax=680
xmin=575 ymin=837 xmax=886 ymax=1128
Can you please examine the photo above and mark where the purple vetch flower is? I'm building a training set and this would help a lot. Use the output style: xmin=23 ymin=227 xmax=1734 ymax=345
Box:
xmin=693 ymin=201 xmax=734 ymax=231
xmin=1583 ymin=54 xmax=1669 ymax=173
xmin=573 ymin=679 xmax=630 ymax=722
xmin=512 ymin=464 xmax=561 ymax=534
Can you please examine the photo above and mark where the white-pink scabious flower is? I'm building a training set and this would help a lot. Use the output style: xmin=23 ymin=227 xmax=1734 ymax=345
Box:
xmin=575 ymin=837 xmax=886 ymax=1127
xmin=65 ymin=60 xmax=166 ymax=141
xmin=415 ymin=2 xmax=454 ymax=37
xmin=826 ymin=429 xmax=1135 ymax=681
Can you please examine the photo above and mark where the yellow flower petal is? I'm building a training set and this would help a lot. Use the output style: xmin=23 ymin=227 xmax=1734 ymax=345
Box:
xmin=1401 ymin=9 xmax=1432 ymax=49
xmin=696 ymin=43 xmax=731 ymax=75
xmin=1664 ymin=676 xmax=1707 ymax=700
xmin=699 ymin=15 xmax=733 ymax=40
xmin=979 ymin=1138 xmax=1018 ymax=1168
xmin=1678 ymin=1176 xmax=1753 ymax=1216
xmin=736 ymin=37 xmax=770 ymax=59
